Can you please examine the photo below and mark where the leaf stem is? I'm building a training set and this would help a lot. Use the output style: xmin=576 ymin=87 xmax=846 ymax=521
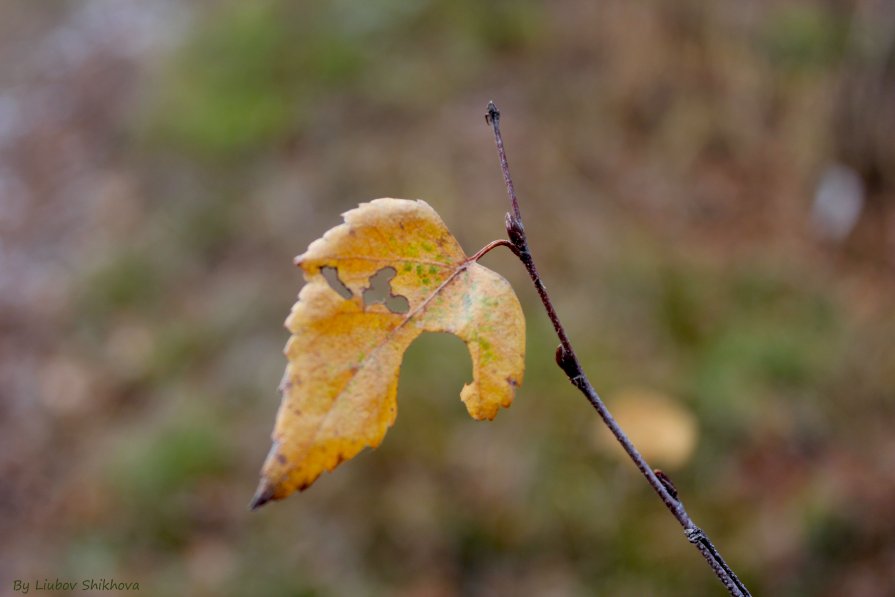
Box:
xmin=485 ymin=101 xmax=751 ymax=597
xmin=469 ymin=238 xmax=520 ymax=262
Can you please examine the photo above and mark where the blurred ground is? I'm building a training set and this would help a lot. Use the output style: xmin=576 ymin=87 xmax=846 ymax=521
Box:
xmin=1 ymin=1 xmax=895 ymax=595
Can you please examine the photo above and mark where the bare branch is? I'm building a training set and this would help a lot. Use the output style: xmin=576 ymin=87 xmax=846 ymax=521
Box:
xmin=485 ymin=101 xmax=751 ymax=597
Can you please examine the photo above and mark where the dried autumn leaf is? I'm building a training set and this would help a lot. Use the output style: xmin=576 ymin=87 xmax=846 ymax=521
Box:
xmin=251 ymin=198 xmax=525 ymax=508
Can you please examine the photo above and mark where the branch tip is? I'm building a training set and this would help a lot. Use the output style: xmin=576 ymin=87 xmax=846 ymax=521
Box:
xmin=486 ymin=101 xmax=500 ymax=125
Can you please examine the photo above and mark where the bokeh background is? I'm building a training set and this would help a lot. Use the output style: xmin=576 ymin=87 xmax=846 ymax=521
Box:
xmin=2 ymin=1 xmax=895 ymax=595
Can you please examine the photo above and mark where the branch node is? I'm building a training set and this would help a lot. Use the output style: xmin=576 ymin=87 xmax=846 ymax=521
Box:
xmin=685 ymin=527 xmax=705 ymax=544
xmin=505 ymin=212 xmax=526 ymax=248
xmin=555 ymin=344 xmax=582 ymax=379
xmin=654 ymin=469 xmax=679 ymax=501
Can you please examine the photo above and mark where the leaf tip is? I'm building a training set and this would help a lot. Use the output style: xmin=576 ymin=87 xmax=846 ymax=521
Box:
xmin=248 ymin=478 xmax=277 ymax=511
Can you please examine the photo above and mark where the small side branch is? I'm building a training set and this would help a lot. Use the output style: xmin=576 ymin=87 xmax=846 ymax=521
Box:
xmin=485 ymin=101 xmax=751 ymax=597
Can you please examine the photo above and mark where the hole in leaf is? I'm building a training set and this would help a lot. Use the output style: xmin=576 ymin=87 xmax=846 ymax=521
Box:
xmin=385 ymin=293 xmax=411 ymax=314
xmin=363 ymin=267 xmax=410 ymax=314
xmin=321 ymin=266 xmax=352 ymax=299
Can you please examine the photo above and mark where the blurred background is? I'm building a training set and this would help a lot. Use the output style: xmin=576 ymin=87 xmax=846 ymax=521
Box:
xmin=1 ymin=1 xmax=894 ymax=595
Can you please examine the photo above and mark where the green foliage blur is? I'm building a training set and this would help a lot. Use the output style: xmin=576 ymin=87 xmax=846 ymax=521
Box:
xmin=2 ymin=1 xmax=894 ymax=595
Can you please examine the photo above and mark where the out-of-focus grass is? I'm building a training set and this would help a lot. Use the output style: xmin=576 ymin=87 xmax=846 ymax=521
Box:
xmin=144 ymin=0 xmax=545 ymax=160
xmin=760 ymin=4 xmax=850 ymax=73
xmin=80 ymin=251 xmax=163 ymax=319
xmin=108 ymin=406 xmax=232 ymax=547
xmin=149 ymin=2 xmax=318 ymax=157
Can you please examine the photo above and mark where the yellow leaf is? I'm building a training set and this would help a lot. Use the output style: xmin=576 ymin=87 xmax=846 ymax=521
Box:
xmin=252 ymin=198 xmax=525 ymax=507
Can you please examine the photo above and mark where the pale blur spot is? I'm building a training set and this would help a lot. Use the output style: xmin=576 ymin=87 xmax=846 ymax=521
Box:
xmin=596 ymin=387 xmax=699 ymax=469
xmin=105 ymin=321 xmax=153 ymax=379
xmin=811 ymin=163 xmax=865 ymax=242
xmin=185 ymin=538 xmax=237 ymax=591
xmin=39 ymin=357 xmax=92 ymax=416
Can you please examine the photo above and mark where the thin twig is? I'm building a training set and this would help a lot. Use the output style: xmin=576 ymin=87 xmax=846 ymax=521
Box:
xmin=485 ymin=101 xmax=751 ymax=597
